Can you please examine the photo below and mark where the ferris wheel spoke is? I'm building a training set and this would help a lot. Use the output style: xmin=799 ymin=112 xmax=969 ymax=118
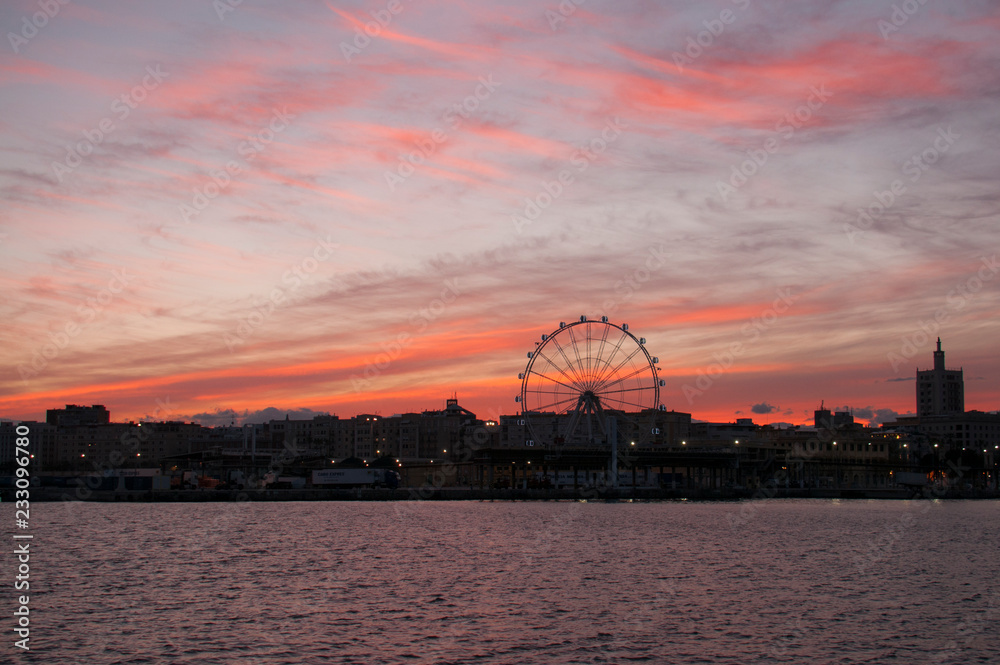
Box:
xmin=592 ymin=345 xmax=646 ymax=393
xmin=569 ymin=323 xmax=593 ymax=382
xmin=594 ymin=331 xmax=638 ymax=386
xmin=566 ymin=326 xmax=590 ymax=383
xmin=595 ymin=363 xmax=651 ymax=393
xmin=598 ymin=396 xmax=655 ymax=412
xmin=529 ymin=369 xmax=580 ymax=392
xmin=532 ymin=348 xmax=583 ymax=390
xmin=592 ymin=323 xmax=613 ymax=381
xmin=595 ymin=385 xmax=654 ymax=394
xmin=526 ymin=394 xmax=581 ymax=414
xmin=587 ymin=322 xmax=604 ymax=376
xmin=591 ymin=330 xmax=633 ymax=388
xmin=550 ymin=334 xmax=586 ymax=385
xmin=582 ymin=325 xmax=611 ymax=390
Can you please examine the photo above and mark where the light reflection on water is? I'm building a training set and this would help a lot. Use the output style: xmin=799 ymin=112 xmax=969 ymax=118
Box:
xmin=5 ymin=499 xmax=999 ymax=664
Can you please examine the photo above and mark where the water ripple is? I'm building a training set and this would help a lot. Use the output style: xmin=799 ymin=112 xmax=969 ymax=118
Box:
xmin=2 ymin=499 xmax=998 ymax=663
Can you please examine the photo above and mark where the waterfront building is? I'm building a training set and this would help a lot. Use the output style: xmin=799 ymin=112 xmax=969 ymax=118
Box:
xmin=891 ymin=411 xmax=1000 ymax=456
xmin=48 ymin=420 xmax=210 ymax=470
xmin=0 ymin=421 xmax=17 ymax=470
xmin=495 ymin=409 xmax=692 ymax=449
xmin=888 ymin=339 xmax=999 ymax=451
xmin=916 ymin=338 xmax=964 ymax=417
xmin=690 ymin=418 xmax=758 ymax=441
xmin=8 ymin=421 xmax=57 ymax=471
xmin=885 ymin=340 xmax=998 ymax=488
xmin=45 ymin=404 xmax=110 ymax=427
xmin=258 ymin=398 xmax=479 ymax=464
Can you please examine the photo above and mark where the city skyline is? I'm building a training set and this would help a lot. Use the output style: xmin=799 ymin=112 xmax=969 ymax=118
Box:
xmin=3 ymin=333 xmax=995 ymax=429
xmin=2 ymin=1 xmax=999 ymax=427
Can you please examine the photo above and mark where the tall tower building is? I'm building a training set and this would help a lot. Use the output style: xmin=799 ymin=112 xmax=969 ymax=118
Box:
xmin=916 ymin=339 xmax=964 ymax=417
xmin=814 ymin=401 xmax=832 ymax=429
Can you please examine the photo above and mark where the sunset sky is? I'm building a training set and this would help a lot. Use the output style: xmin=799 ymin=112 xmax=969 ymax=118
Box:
xmin=1 ymin=0 xmax=998 ymax=427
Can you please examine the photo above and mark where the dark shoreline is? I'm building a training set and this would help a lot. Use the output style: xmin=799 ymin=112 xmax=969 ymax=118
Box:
xmin=17 ymin=486 xmax=1000 ymax=502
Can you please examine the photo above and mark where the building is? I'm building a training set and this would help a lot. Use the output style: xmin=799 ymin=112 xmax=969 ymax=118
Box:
xmin=892 ymin=412 xmax=1000 ymax=451
xmin=413 ymin=398 xmax=479 ymax=459
xmin=0 ymin=422 xmax=17 ymax=470
xmin=891 ymin=340 xmax=998 ymax=450
xmin=49 ymin=420 xmax=211 ymax=469
xmin=495 ymin=409 xmax=692 ymax=449
xmin=813 ymin=403 xmax=857 ymax=429
xmin=916 ymin=338 xmax=964 ymax=417
xmin=45 ymin=404 xmax=110 ymax=427
xmin=691 ymin=418 xmax=759 ymax=442
xmin=886 ymin=340 xmax=999 ymax=486
xmin=256 ymin=399 xmax=480 ymax=463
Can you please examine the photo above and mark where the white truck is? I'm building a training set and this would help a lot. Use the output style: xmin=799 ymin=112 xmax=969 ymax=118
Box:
xmin=312 ymin=468 xmax=399 ymax=488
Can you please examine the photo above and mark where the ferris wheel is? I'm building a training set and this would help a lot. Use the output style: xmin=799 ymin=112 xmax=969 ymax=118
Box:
xmin=516 ymin=316 xmax=665 ymax=448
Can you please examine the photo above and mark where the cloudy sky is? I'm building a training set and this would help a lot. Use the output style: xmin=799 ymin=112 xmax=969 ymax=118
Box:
xmin=1 ymin=0 xmax=998 ymax=426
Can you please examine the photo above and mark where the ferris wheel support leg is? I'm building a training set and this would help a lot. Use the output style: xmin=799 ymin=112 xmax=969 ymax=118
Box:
xmin=609 ymin=416 xmax=618 ymax=489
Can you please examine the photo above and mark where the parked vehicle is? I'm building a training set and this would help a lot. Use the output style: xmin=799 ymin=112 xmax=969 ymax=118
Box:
xmin=312 ymin=468 xmax=399 ymax=488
